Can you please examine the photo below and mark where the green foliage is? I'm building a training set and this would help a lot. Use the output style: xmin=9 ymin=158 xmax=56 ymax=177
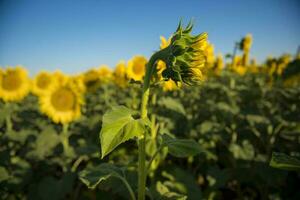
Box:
xmin=100 ymin=106 xmax=149 ymax=158
xmin=270 ymin=152 xmax=300 ymax=171
xmin=1 ymin=73 xmax=300 ymax=199
xmin=79 ymin=163 xmax=124 ymax=189
xmin=162 ymin=134 xmax=205 ymax=157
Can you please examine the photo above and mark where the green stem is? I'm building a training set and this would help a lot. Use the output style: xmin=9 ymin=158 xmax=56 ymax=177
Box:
xmin=6 ymin=115 xmax=12 ymax=132
xmin=138 ymin=49 xmax=165 ymax=200
xmin=5 ymin=103 xmax=13 ymax=132
xmin=146 ymin=144 xmax=164 ymax=173
xmin=61 ymin=123 xmax=72 ymax=157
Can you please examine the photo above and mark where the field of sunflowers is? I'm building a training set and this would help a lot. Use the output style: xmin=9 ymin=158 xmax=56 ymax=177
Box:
xmin=1 ymin=27 xmax=300 ymax=200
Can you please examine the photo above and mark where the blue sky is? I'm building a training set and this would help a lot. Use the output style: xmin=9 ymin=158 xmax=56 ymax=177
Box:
xmin=0 ymin=0 xmax=299 ymax=75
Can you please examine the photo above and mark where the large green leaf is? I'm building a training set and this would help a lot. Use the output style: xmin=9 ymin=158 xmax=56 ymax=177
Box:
xmin=158 ymin=97 xmax=186 ymax=115
xmin=162 ymin=135 xmax=205 ymax=158
xmin=100 ymin=106 xmax=148 ymax=158
xmin=29 ymin=127 xmax=60 ymax=159
xmin=270 ymin=152 xmax=300 ymax=171
xmin=79 ymin=163 xmax=123 ymax=189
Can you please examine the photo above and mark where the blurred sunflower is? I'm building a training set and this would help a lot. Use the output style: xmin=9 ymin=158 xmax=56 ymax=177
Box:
xmin=81 ymin=68 xmax=101 ymax=91
xmin=127 ymin=56 xmax=147 ymax=81
xmin=39 ymin=78 xmax=83 ymax=124
xmin=113 ymin=61 xmax=128 ymax=87
xmin=0 ymin=66 xmax=30 ymax=102
xmin=98 ymin=65 xmax=112 ymax=82
xmin=162 ymin=79 xmax=179 ymax=91
xmin=31 ymin=71 xmax=57 ymax=96
xmin=204 ymin=42 xmax=215 ymax=67
xmin=213 ymin=54 xmax=224 ymax=75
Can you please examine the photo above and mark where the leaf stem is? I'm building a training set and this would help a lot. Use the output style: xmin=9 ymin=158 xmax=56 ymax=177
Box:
xmin=117 ymin=176 xmax=137 ymax=200
xmin=146 ymin=144 xmax=164 ymax=173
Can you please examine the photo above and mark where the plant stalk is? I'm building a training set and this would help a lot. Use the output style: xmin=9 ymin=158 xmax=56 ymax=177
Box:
xmin=138 ymin=49 xmax=165 ymax=200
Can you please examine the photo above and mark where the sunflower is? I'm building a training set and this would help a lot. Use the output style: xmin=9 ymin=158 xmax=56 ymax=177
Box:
xmin=81 ymin=68 xmax=101 ymax=92
xmin=39 ymin=77 xmax=83 ymax=124
xmin=162 ymin=79 xmax=180 ymax=91
xmin=31 ymin=71 xmax=57 ymax=96
xmin=213 ymin=54 xmax=224 ymax=75
xmin=127 ymin=56 xmax=147 ymax=81
xmin=0 ymin=66 xmax=30 ymax=102
xmin=113 ymin=61 xmax=128 ymax=87
xmin=158 ymin=22 xmax=208 ymax=85
xmin=204 ymin=42 xmax=215 ymax=67
xmin=98 ymin=65 xmax=112 ymax=82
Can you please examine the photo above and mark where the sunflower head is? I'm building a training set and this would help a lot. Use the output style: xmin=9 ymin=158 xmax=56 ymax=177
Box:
xmin=0 ymin=66 xmax=30 ymax=102
xmin=113 ymin=61 xmax=128 ymax=87
xmin=127 ymin=56 xmax=147 ymax=81
xmin=39 ymin=77 xmax=83 ymax=124
xmin=32 ymin=71 xmax=56 ymax=96
xmin=158 ymin=21 xmax=208 ymax=85
xmin=240 ymin=34 xmax=252 ymax=52
xmin=98 ymin=65 xmax=112 ymax=83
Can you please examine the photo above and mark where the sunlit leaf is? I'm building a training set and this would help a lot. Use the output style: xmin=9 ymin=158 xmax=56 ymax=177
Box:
xmin=100 ymin=105 xmax=148 ymax=158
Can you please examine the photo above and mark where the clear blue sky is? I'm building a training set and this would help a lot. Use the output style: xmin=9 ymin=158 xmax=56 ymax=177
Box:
xmin=0 ymin=0 xmax=299 ymax=75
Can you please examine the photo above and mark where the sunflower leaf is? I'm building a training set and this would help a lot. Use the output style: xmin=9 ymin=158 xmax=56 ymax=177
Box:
xmin=161 ymin=134 xmax=205 ymax=158
xmin=100 ymin=105 xmax=147 ymax=158
xmin=269 ymin=152 xmax=300 ymax=171
xmin=79 ymin=163 xmax=123 ymax=189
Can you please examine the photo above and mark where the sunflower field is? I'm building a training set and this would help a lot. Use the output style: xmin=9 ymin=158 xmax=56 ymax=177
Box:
xmin=1 ymin=23 xmax=300 ymax=200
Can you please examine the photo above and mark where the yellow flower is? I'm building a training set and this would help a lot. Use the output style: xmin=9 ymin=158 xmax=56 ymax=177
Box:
xmin=31 ymin=71 xmax=57 ymax=96
xmin=240 ymin=34 xmax=252 ymax=52
xmin=234 ymin=66 xmax=247 ymax=76
xmin=213 ymin=54 xmax=224 ymax=75
xmin=162 ymin=79 xmax=179 ymax=91
xmin=0 ymin=66 xmax=30 ymax=102
xmin=127 ymin=56 xmax=147 ymax=81
xmin=81 ymin=68 xmax=101 ymax=92
xmin=98 ymin=65 xmax=112 ymax=82
xmin=113 ymin=61 xmax=128 ymax=87
xmin=204 ymin=43 xmax=215 ymax=67
xmin=39 ymin=77 xmax=83 ymax=124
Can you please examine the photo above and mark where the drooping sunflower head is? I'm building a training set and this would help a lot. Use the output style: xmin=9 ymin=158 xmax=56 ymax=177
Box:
xmin=0 ymin=66 xmax=30 ymax=102
xmin=31 ymin=71 xmax=57 ymax=96
xmin=39 ymin=77 xmax=83 ymax=124
xmin=159 ymin=21 xmax=208 ymax=85
xmin=127 ymin=56 xmax=147 ymax=81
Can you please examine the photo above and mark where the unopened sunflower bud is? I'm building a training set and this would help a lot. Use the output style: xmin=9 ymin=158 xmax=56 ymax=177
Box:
xmin=157 ymin=21 xmax=208 ymax=85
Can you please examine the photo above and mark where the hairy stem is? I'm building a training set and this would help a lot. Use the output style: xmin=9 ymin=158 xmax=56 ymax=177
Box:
xmin=138 ymin=49 xmax=166 ymax=200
